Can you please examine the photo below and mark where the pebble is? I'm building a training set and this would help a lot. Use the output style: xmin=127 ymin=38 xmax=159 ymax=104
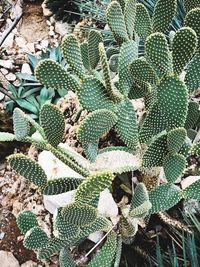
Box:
xmin=55 ymin=21 xmax=68 ymax=36
xmin=0 ymin=68 xmax=9 ymax=75
xmin=42 ymin=0 xmax=53 ymax=17
xmin=0 ymin=92 xmax=5 ymax=101
xmin=40 ymin=39 xmax=49 ymax=48
xmin=21 ymin=63 xmax=32 ymax=74
xmin=20 ymin=260 xmax=38 ymax=267
xmin=6 ymin=72 xmax=16 ymax=81
xmin=0 ymin=251 xmax=20 ymax=267
xmin=15 ymin=36 xmax=27 ymax=49
xmin=0 ymin=59 xmax=14 ymax=70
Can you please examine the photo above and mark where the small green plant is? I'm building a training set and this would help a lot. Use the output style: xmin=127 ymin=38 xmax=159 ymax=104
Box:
xmin=0 ymin=0 xmax=200 ymax=265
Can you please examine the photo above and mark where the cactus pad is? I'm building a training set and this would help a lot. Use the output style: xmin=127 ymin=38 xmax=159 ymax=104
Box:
xmin=59 ymin=248 xmax=76 ymax=267
xmin=135 ymin=3 xmax=152 ymax=39
xmin=88 ymin=29 xmax=103 ymax=69
xmin=13 ymin=108 xmax=29 ymax=141
xmin=124 ymin=0 xmax=136 ymax=40
xmin=23 ymin=226 xmax=49 ymax=250
xmin=184 ymin=8 xmax=200 ymax=48
xmin=16 ymin=211 xmax=38 ymax=235
xmin=167 ymin=127 xmax=187 ymax=153
xmin=185 ymin=52 xmax=200 ymax=92
xmin=183 ymin=179 xmax=200 ymax=200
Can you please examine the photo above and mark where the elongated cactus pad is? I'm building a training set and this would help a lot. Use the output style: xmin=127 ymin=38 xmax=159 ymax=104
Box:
xmin=149 ymin=184 xmax=183 ymax=214
xmin=106 ymin=1 xmax=129 ymax=43
xmin=23 ymin=226 xmax=49 ymax=250
xmin=185 ymin=52 xmax=200 ymax=92
xmin=129 ymin=57 xmax=158 ymax=85
xmin=114 ymin=236 xmax=122 ymax=267
xmin=99 ymin=43 xmax=123 ymax=102
xmin=118 ymin=40 xmax=138 ymax=96
xmin=54 ymin=208 xmax=80 ymax=240
xmin=142 ymin=133 xmax=168 ymax=167
xmin=184 ymin=0 xmax=200 ymax=12
xmin=145 ymin=32 xmax=171 ymax=77
xmin=43 ymin=177 xmax=82 ymax=195
xmin=130 ymin=183 xmax=149 ymax=211
xmin=88 ymin=29 xmax=103 ymax=69
xmin=80 ymin=42 xmax=90 ymax=71
xmin=78 ymin=78 xmax=115 ymax=112
xmin=185 ymin=101 xmax=200 ymax=129
xmin=172 ymin=27 xmax=197 ymax=75
xmin=75 ymin=171 xmax=114 ymax=205
xmin=152 ymin=0 xmax=177 ymax=33
xmin=16 ymin=211 xmax=39 ymax=235
xmin=83 ymin=142 xmax=98 ymax=162
xmin=59 ymin=248 xmax=76 ymax=267
xmin=87 ymin=231 xmax=117 ymax=267
xmin=0 ymin=132 xmax=16 ymax=141
xmin=8 ymin=154 xmax=48 ymax=189
xmin=61 ymin=203 xmax=97 ymax=227
xmin=62 ymin=34 xmax=85 ymax=79
xmin=119 ymin=216 xmax=138 ymax=237
xmin=184 ymin=8 xmax=200 ymax=48
xmin=163 ymin=153 xmax=186 ymax=183
xmin=129 ymin=200 xmax=152 ymax=218
xmin=135 ymin=3 xmax=152 ymax=39
xmin=40 ymin=104 xmax=65 ymax=147
xmin=115 ymin=100 xmax=138 ymax=149
xmin=35 ymin=59 xmax=79 ymax=91
xmin=124 ymin=0 xmax=136 ymax=40
xmin=13 ymin=108 xmax=29 ymax=141
xmin=183 ymin=179 xmax=200 ymax=200
xmin=167 ymin=127 xmax=187 ymax=153
xmin=77 ymin=109 xmax=117 ymax=144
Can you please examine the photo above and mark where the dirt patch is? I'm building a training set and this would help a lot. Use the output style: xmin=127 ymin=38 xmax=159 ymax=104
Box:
xmin=18 ymin=1 xmax=48 ymax=43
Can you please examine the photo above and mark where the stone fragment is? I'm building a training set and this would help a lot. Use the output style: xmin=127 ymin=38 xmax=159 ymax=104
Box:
xmin=6 ymin=72 xmax=16 ymax=81
xmin=0 ymin=251 xmax=20 ymax=267
xmin=21 ymin=63 xmax=32 ymax=74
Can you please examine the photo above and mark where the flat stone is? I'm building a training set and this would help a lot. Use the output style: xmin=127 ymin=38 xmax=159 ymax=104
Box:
xmin=6 ymin=72 xmax=16 ymax=81
xmin=0 ymin=59 xmax=14 ymax=70
xmin=21 ymin=260 xmax=37 ymax=267
xmin=15 ymin=36 xmax=27 ymax=49
xmin=55 ymin=21 xmax=68 ymax=36
xmin=0 ymin=68 xmax=9 ymax=75
xmin=21 ymin=63 xmax=32 ymax=74
xmin=181 ymin=176 xmax=200 ymax=189
xmin=98 ymin=189 xmax=118 ymax=218
xmin=40 ymin=39 xmax=49 ymax=49
xmin=26 ymin=43 xmax=35 ymax=53
xmin=0 ymin=251 xmax=20 ymax=267
xmin=2 ymin=32 xmax=15 ymax=48
xmin=0 ymin=92 xmax=5 ymax=101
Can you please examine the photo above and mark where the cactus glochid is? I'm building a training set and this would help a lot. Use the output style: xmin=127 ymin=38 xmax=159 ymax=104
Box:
xmin=0 ymin=0 xmax=200 ymax=266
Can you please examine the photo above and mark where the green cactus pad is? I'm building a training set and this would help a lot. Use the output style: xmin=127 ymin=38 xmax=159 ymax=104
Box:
xmin=0 ymin=132 xmax=16 ymax=142
xmin=59 ymin=248 xmax=76 ymax=267
xmin=142 ymin=133 xmax=168 ymax=167
xmin=106 ymin=1 xmax=129 ymax=43
xmin=183 ymin=179 xmax=200 ymax=200
xmin=118 ymin=40 xmax=138 ymax=96
xmin=119 ymin=216 xmax=138 ymax=237
xmin=61 ymin=203 xmax=97 ymax=227
xmin=78 ymin=78 xmax=115 ymax=112
xmin=185 ymin=8 xmax=200 ymax=48
xmin=8 ymin=154 xmax=47 ymax=189
xmin=179 ymin=138 xmax=192 ymax=158
xmin=40 ymin=104 xmax=65 ymax=147
xmin=130 ymin=183 xmax=149 ymax=211
xmin=43 ymin=177 xmax=82 ymax=195
xmin=38 ymin=238 xmax=70 ymax=259
xmin=35 ymin=59 xmax=79 ymax=91
xmin=172 ymin=27 xmax=197 ymax=75
xmin=185 ymin=52 xmax=200 ymax=92
xmin=62 ymin=34 xmax=85 ymax=79
xmin=163 ymin=153 xmax=186 ymax=184
xmin=75 ymin=171 xmax=114 ymax=205
xmin=54 ymin=208 xmax=80 ymax=240
xmin=114 ymin=235 xmax=122 ymax=267
xmin=88 ymin=29 xmax=103 ymax=69
xmin=149 ymin=184 xmax=183 ymax=214
xmin=13 ymin=108 xmax=29 ymax=141
xmin=145 ymin=32 xmax=172 ymax=77
xmin=87 ymin=231 xmax=117 ymax=267
xmin=129 ymin=57 xmax=158 ymax=85
xmin=99 ymin=43 xmax=123 ymax=102
xmin=129 ymin=200 xmax=152 ymax=218
xmin=152 ymin=0 xmax=177 ymax=33
xmin=124 ymin=0 xmax=136 ymax=40
xmin=135 ymin=3 xmax=152 ymax=39
xmin=185 ymin=101 xmax=200 ymax=129
xmin=23 ymin=226 xmax=49 ymax=250
xmin=16 ymin=211 xmax=38 ymax=235
xmin=190 ymin=143 xmax=200 ymax=155
xmin=109 ymin=54 xmax=119 ymax=72
xmin=77 ymin=109 xmax=117 ymax=144
xmin=129 ymin=80 xmax=151 ymax=99
xmin=80 ymin=42 xmax=90 ymax=71
xmin=167 ymin=127 xmax=187 ymax=153
xmin=83 ymin=142 xmax=98 ymax=162
xmin=115 ymin=100 xmax=138 ymax=149
xmin=184 ymin=0 xmax=200 ymax=13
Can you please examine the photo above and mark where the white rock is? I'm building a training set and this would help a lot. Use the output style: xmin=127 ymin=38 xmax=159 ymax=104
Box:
xmin=181 ymin=176 xmax=200 ymax=190
xmin=0 ymin=68 xmax=9 ymax=75
xmin=6 ymin=72 xmax=16 ymax=81
xmin=88 ymin=231 xmax=104 ymax=243
xmin=26 ymin=43 xmax=35 ymax=53
xmin=0 ymin=251 xmax=20 ymax=267
xmin=44 ymin=190 xmax=76 ymax=214
xmin=0 ymin=92 xmax=5 ymax=101
xmin=98 ymin=189 xmax=118 ymax=218
xmin=55 ymin=21 xmax=68 ymax=36
xmin=21 ymin=260 xmax=37 ymax=267
xmin=0 ymin=59 xmax=14 ymax=69
xmin=41 ymin=39 xmax=49 ymax=49
xmin=15 ymin=36 xmax=27 ymax=49
xmin=42 ymin=0 xmax=53 ymax=16
xmin=2 ymin=32 xmax=15 ymax=47
xmin=21 ymin=63 xmax=32 ymax=74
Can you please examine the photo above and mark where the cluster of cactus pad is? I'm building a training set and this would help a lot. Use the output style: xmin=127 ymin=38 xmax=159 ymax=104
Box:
xmin=0 ymin=0 xmax=200 ymax=266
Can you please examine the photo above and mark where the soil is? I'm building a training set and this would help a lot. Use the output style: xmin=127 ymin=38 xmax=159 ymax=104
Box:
xmin=17 ymin=0 xmax=48 ymax=43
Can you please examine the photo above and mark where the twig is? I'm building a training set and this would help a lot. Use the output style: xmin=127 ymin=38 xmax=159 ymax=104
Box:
xmin=0 ymin=6 xmax=23 ymax=47
xmin=0 ymin=85 xmax=16 ymax=102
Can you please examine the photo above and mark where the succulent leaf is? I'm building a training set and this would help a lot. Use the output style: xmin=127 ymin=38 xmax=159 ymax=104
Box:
xmin=80 ymin=42 xmax=90 ymax=71
xmin=183 ymin=179 xmax=200 ymax=200
xmin=0 ymin=132 xmax=16 ymax=142
xmin=83 ymin=142 xmax=98 ymax=163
